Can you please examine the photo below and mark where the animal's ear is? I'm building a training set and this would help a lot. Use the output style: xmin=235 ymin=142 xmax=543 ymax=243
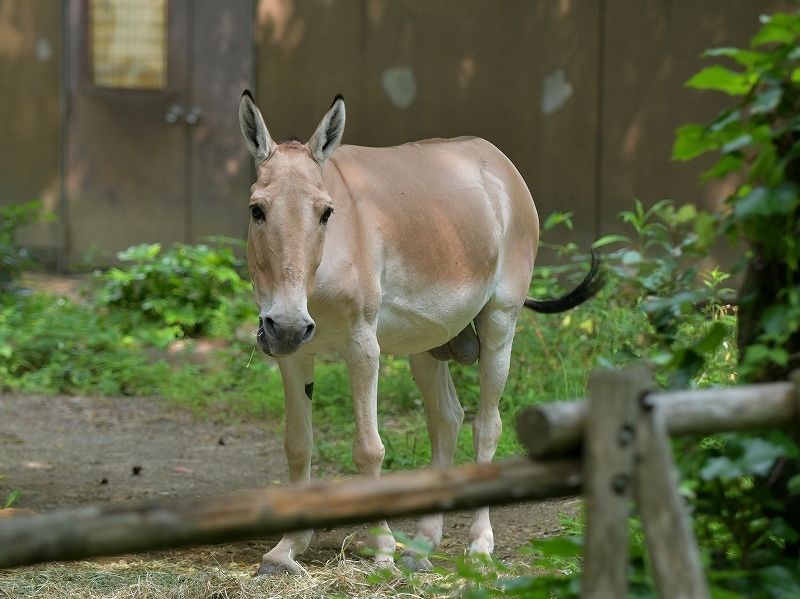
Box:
xmin=239 ymin=90 xmax=274 ymax=163
xmin=307 ymin=94 xmax=346 ymax=166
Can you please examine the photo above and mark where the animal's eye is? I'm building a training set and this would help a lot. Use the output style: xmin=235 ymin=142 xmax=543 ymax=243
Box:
xmin=320 ymin=207 xmax=333 ymax=225
xmin=250 ymin=205 xmax=265 ymax=221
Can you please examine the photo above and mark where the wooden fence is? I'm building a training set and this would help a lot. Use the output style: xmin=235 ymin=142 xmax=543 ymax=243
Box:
xmin=2 ymin=363 xmax=799 ymax=598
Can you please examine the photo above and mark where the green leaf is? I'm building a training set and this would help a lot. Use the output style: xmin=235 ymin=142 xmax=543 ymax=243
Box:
xmin=693 ymin=211 xmax=718 ymax=249
xmin=735 ymin=183 xmax=800 ymax=219
xmin=734 ymin=187 xmax=769 ymax=218
xmin=701 ymin=154 xmax=744 ymax=183
xmin=3 ymin=488 xmax=22 ymax=509
xmin=675 ymin=203 xmax=697 ymax=224
xmin=543 ymin=211 xmax=574 ymax=231
xmin=685 ymin=65 xmax=755 ymax=95
xmin=529 ymin=536 xmax=583 ymax=559
xmin=700 ymin=456 xmax=741 ymax=480
xmin=593 ymin=234 xmax=631 ymax=247
xmin=692 ymin=321 xmax=728 ymax=354
xmin=738 ymin=437 xmax=787 ymax=476
xmin=621 ymin=250 xmax=642 ymax=265
xmin=758 ymin=564 xmax=800 ymax=598
xmin=118 ymin=243 xmax=161 ymax=262
xmin=750 ymin=86 xmax=782 ymax=115
xmin=673 ymin=124 xmax=719 ymax=160
xmin=649 ymin=351 xmax=674 ymax=366
xmin=788 ymin=473 xmax=800 ymax=495
xmin=703 ymin=46 xmax=768 ymax=68
xmin=709 ymin=588 xmax=747 ymax=599
xmin=709 ymin=108 xmax=742 ymax=133
xmin=748 ymin=144 xmax=780 ymax=186
xmin=641 ymin=291 xmax=707 ymax=317
xmin=721 ymin=133 xmax=752 ymax=154
xmin=752 ymin=14 xmax=800 ymax=46
xmin=767 ymin=517 xmax=800 ymax=543
xmin=762 ymin=304 xmax=792 ymax=336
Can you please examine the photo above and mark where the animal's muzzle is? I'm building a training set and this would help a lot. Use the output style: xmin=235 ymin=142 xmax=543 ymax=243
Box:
xmin=257 ymin=316 xmax=315 ymax=357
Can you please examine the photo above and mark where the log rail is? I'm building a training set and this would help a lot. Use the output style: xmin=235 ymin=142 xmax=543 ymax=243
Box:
xmin=0 ymin=458 xmax=580 ymax=569
xmin=517 ymin=377 xmax=799 ymax=458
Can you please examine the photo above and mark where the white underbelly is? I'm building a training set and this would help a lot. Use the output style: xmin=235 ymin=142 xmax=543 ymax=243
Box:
xmin=374 ymin=289 xmax=488 ymax=355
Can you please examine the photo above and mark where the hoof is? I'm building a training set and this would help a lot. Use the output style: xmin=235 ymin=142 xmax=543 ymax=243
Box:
xmin=399 ymin=549 xmax=433 ymax=573
xmin=468 ymin=539 xmax=493 ymax=556
xmin=254 ymin=558 xmax=300 ymax=576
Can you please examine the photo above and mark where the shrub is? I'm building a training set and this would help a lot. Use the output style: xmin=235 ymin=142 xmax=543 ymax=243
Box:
xmin=91 ymin=238 xmax=258 ymax=346
xmin=0 ymin=201 xmax=43 ymax=290
xmin=0 ymin=292 xmax=168 ymax=395
xmin=674 ymin=10 xmax=800 ymax=382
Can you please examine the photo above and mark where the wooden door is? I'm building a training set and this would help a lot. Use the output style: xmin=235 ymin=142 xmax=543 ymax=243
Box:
xmin=65 ymin=0 xmax=253 ymax=266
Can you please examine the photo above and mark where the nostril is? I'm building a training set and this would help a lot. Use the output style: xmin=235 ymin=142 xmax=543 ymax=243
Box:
xmin=302 ymin=322 xmax=315 ymax=343
xmin=261 ymin=317 xmax=277 ymax=338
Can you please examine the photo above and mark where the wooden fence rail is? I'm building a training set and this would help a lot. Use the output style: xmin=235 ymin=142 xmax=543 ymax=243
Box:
xmin=516 ymin=376 xmax=800 ymax=458
xmin=2 ymin=365 xmax=799 ymax=599
xmin=0 ymin=458 xmax=581 ymax=569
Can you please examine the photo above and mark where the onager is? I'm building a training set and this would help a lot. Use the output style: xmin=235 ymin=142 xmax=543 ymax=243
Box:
xmin=238 ymin=90 xmax=603 ymax=574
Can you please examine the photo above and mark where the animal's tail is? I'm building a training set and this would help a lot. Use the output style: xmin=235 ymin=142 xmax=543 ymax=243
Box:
xmin=524 ymin=246 xmax=605 ymax=314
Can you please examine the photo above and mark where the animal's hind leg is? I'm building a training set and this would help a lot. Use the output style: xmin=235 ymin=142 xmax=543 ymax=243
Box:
xmin=257 ymin=352 xmax=315 ymax=576
xmin=402 ymin=352 xmax=465 ymax=571
xmin=469 ymin=303 xmax=520 ymax=555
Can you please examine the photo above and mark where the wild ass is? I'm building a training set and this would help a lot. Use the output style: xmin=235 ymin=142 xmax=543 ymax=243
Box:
xmin=238 ymin=90 xmax=603 ymax=574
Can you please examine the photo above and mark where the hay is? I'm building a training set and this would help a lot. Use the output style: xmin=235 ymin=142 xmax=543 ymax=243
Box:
xmin=1 ymin=559 xmax=404 ymax=599
xmin=0 ymin=548 xmax=538 ymax=599
xmin=0 ymin=549 xmax=473 ymax=599
xmin=0 ymin=530 xmax=540 ymax=598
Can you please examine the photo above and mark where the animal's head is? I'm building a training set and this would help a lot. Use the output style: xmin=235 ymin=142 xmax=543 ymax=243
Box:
xmin=238 ymin=90 xmax=345 ymax=357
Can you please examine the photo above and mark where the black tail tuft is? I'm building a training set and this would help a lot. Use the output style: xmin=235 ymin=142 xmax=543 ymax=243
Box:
xmin=524 ymin=246 xmax=606 ymax=314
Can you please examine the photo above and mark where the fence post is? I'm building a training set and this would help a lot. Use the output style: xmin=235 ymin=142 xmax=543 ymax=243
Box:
xmin=581 ymin=363 xmax=652 ymax=598
xmin=635 ymin=393 xmax=710 ymax=599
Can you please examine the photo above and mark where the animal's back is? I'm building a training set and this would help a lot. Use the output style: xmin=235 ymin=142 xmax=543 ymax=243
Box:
xmin=320 ymin=137 xmax=539 ymax=353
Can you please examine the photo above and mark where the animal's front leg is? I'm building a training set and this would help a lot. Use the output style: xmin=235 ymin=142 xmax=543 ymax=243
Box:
xmin=344 ymin=332 xmax=396 ymax=564
xmin=257 ymin=352 xmax=315 ymax=576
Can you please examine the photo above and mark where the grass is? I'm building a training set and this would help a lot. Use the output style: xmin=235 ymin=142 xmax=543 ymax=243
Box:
xmin=0 ymin=264 xmax=731 ymax=476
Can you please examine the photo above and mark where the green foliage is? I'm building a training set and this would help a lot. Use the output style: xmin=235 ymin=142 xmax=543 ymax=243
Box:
xmin=0 ymin=292 xmax=168 ymax=395
xmin=673 ymin=10 xmax=800 ymax=381
xmin=533 ymin=205 xmax=737 ymax=389
xmin=0 ymin=201 xmax=45 ymax=290
xmin=605 ymin=200 xmax=736 ymax=387
xmin=648 ymin=12 xmax=800 ymax=596
xmin=367 ymin=532 xmax=584 ymax=599
xmin=676 ymin=431 xmax=800 ymax=593
xmin=91 ymin=238 xmax=257 ymax=347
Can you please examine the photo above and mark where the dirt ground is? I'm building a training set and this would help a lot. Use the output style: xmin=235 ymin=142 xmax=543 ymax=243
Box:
xmin=0 ymin=393 xmax=580 ymax=571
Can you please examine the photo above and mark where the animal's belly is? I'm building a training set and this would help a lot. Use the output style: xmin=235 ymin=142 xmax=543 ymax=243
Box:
xmin=374 ymin=288 xmax=487 ymax=355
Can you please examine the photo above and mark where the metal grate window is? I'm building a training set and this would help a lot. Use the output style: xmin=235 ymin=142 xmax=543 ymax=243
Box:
xmin=90 ymin=0 xmax=168 ymax=90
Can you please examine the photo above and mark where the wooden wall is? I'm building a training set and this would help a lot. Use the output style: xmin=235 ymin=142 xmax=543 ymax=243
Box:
xmin=0 ymin=0 xmax=795 ymax=266
xmin=0 ymin=0 xmax=62 ymax=265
